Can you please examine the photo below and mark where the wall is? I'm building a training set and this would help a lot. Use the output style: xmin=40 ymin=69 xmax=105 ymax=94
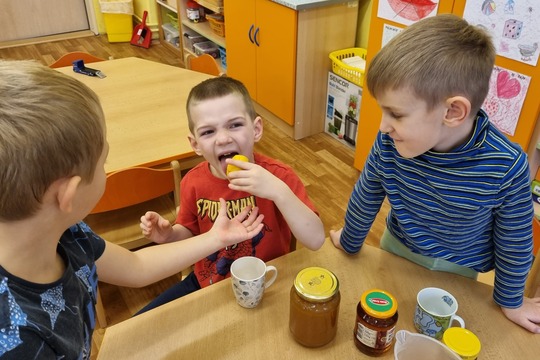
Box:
xmin=92 ymin=0 xmax=158 ymax=35
xmin=355 ymin=0 xmax=372 ymax=49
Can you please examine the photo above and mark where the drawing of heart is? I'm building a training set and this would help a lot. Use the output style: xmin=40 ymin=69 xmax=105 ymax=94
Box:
xmin=387 ymin=0 xmax=438 ymax=21
xmin=496 ymin=71 xmax=520 ymax=99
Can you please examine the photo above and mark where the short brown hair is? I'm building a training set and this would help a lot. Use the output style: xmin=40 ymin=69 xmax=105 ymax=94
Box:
xmin=186 ymin=76 xmax=257 ymax=133
xmin=0 ymin=60 xmax=105 ymax=221
xmin=366 ymin=14 xmax=495 ymax=113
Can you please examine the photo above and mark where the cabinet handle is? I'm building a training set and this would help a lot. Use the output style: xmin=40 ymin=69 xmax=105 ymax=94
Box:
xmin=248 ymin=24 xmax=254 ymax=44
xmin=254 ymin=27 xmax=260 ymax=47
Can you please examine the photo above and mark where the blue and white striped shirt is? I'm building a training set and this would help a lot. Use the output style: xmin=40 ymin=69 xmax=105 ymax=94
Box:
xmin=341 ymin=110 xmax=534 ymax=308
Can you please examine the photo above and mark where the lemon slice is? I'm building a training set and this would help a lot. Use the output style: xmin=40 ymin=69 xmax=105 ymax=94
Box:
xmin=226 ymin=154 xmax=249 ymax=175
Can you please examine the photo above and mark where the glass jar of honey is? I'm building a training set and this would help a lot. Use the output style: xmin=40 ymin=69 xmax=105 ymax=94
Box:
xmin=354 ymin=288 xmax=398 ymax=356
xmin=289 ymin=267 xmax=340 ymax=347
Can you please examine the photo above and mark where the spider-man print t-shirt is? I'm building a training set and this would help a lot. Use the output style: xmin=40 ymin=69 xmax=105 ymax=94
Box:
xmin=177 ymin=153 xmax=318 ymax=288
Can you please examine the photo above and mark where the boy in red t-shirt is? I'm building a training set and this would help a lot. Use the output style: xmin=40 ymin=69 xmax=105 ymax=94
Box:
xmin=137 ymin=77 xmax=325 ymax=313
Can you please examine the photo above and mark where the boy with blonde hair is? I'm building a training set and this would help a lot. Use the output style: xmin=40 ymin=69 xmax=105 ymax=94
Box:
xmin=0 ymin=60 xmax=264 ymax=358
xmin=138 ymin=77 xmax=324 ymax=313
xmin=331 ymin=14 xmax=540 ymax=333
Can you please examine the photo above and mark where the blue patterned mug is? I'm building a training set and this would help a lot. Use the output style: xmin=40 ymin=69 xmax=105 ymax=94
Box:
xmin=414 ymin=287 xmax=465 ymax=340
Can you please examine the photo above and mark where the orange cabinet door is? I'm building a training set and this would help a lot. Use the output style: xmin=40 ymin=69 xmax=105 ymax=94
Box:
xmin=224 ymin=0 xmax=258 ymax=96
xmin=225 ymin=0 xmax=297 ymax=126
xmin=255 ymin=0 xmax=297 ymax=126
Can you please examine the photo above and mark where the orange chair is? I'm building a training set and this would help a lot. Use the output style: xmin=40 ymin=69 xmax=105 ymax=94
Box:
xmin=49 ymin=51 xmax=106 ymax=68
xmin=84 ymin=160 xmax=181 ymax=327
xmin=186 ymin=53 xmax=221 ymax=76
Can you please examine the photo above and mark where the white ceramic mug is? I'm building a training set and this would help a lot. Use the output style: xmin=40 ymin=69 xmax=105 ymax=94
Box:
xmin=230 ymin=256 xmax=278 ymax=308
xmin=414 ymin=287 xmax=465 ymax=340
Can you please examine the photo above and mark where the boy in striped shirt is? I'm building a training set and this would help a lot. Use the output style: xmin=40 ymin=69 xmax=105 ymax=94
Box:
xmin=331 ymin=14 xmax=539 ymax=333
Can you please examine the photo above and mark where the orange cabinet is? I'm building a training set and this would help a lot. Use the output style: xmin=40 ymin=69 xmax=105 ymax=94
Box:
xmin=225 ymin=0 xmax=359 ymax=139
xmin=226 ymin=0 xmax=296 ymax=126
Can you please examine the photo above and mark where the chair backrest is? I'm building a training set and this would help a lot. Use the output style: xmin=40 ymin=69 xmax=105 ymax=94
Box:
xmin=90 ymin=160 xmax=181 ymax=214
xmin=186 ymin=53 xmax=221 ymax=76
xmin=49 ymin=51 xmax=106 ymax=69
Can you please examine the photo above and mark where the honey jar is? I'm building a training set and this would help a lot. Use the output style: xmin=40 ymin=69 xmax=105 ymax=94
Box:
xmin=289 ymin=267 xmax=340 ymax=347
xmin=354 ymin=288 xmax=398 ymax=356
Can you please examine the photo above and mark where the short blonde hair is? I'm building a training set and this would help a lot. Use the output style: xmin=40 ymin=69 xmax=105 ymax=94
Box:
xmin=367 ymin=14 xmax=495 ymax=113
xmin=186 ymin=76 xmax=257 ymax=133
xmin=0 ymin=60 xmax=105 ymax=221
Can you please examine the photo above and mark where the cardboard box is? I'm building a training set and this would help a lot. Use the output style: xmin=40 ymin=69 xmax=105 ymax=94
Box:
xmin=324 ymin=72 xmax=362 ymax=149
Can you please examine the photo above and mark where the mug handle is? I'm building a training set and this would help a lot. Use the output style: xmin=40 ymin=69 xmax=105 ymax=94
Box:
xmin=264 ymin=265 xmax=278 ymax=289
xmin=452 ymin=315 xmax=465 ymax=328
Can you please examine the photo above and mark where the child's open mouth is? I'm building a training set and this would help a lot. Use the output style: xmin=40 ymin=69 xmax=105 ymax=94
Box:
xmin=219 ymin=152 xmax=239 ymax=173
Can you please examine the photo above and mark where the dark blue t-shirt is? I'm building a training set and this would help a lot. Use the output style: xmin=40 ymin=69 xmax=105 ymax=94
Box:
xmin=0 ymin=222 xmax=105 ymax=359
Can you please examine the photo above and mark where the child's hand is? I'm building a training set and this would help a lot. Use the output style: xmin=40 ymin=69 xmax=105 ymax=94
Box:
xmin=329 ymin=228 xmax=344 ymax=250
xmin=140 ymin=211 xmax=173 ymax=244
xmin=226 ymin=159 xmax=286 ymax=200
xmin=210 ymin=198 xmax=264 ymax=247
xmin=501 ymin=297 xmax=540 ymax=333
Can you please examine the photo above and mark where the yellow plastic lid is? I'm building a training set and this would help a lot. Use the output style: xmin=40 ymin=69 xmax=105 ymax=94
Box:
xmin=360 ymin=289 xmax=398 ymax=319
xmin=442 ymin=327 xmax=481 ymax=360
xmin=294 ymin=267 xmax=339 ymax=302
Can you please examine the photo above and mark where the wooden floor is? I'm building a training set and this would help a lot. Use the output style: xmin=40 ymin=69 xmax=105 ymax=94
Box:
xmin=0 ymin=34 xmax=390 ymax=358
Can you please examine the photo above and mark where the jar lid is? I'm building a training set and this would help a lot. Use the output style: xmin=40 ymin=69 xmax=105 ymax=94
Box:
xmin=442 ymin=327 xmax=481 ymax=359
xmin=360 ymin=289 xmax=397 ymax=318
xmin=294 ymin=267 xmax=339 ymax=302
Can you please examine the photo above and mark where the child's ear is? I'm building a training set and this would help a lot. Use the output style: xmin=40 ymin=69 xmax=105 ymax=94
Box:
xmin=444 ymin=96 xmax=471 ymax=127
xmin=253 ymin=116 xmax=263 ymax=142
xmin=56 ymin=176 xmax=82 ymax=213
xmin=188 ymin=134 xmax=203 ymax=156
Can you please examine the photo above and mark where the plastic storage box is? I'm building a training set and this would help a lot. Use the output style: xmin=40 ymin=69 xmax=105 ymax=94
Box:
xmin=162 ymin=23 xmax=180 ymax=48
xmin=183 ymin=28 xmax=207 ymax=52
xmin=329 ymin=48 xmax=367 ymax=87
xmin=193 ymin=41 xmax=220 ymax=59
xmin=218 ymin=46 xmax=226 ymax=69
xmin=99 ymin=0 xmax=134 ymax=43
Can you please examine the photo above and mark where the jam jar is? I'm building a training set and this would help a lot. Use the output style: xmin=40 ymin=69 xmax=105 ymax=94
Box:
xmin=442 ymin=327 xmax=481 ymax=360
xmin=289 ymin=267 xmax=340 ymax=347
xmin=354 ymin=288 xmax=398 ymax=356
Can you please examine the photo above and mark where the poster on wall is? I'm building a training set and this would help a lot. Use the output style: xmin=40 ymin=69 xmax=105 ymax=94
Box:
xmin=463 ymin=0 xmax=540 ymax=66
xmin=382 ymin=23 xmax=404 ymax=48
xmin=482 ymin=65 xmax=531 ymax=136
xmin=377 ymin=0 xmax=439 ymax=26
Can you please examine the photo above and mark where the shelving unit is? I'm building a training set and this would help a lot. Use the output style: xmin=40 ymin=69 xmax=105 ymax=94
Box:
xmin=156 ymin=0 xmax=225 ymax=71
xmin=156 ymin=0 xmax=182 ymax=55
xmin=178 ymin=0 xmax=225 ymax=72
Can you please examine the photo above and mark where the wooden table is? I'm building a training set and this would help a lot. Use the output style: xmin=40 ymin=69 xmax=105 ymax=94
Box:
xmin=55 ymin=57 xmax=211 ymax=173
xmin=96 ymin=240 xmax=539 ymax=359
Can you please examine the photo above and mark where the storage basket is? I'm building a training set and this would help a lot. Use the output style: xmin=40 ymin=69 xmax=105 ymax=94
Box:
xmin=166 ymin=12 xmax=179 ymax=29
xmin=206 ymin=14 xmax=225 ymax=37
xmin=329 ymin=48 xmax=367 ymax=87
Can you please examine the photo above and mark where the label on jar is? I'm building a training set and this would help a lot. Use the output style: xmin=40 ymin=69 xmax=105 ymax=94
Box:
xmin=186 ymin=8 xmax=200 ymax=21
xmin=355 ymin=322 xmax=395 ymax=349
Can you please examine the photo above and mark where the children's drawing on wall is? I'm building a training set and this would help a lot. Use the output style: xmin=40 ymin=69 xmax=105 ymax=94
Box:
xmin=382 ymin=24 xmax=404 ymax=48
xmin=377 ymin=0 xmax=439 ymax=26
xmin=463 ymin=0 xmax=539 ymax=66
xmin=483 ymin=66 xmax=531 ymax=136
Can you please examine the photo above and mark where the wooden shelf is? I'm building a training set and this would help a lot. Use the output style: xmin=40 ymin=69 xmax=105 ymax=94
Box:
xmin=156 ymin=0 xmax=177 ymax=12
xmin=180 ymin=18 xmax=225 ymax=48
xmin=196 ymin=0 xmax=223 ymax=14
